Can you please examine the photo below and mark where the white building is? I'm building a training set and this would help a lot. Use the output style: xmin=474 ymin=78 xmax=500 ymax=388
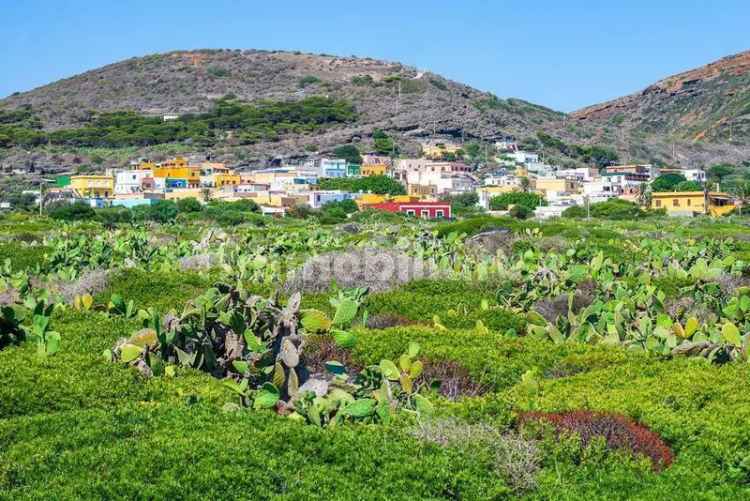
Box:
xmin=115 ymin=169 xmax=152 ymax=195
xmin=556 ymin=167 xmax=599 ymax=182
xmin=682 ymin=169 xmax=707 ymax=183
xmin=306 ymin=190 xmax=356 ymax=209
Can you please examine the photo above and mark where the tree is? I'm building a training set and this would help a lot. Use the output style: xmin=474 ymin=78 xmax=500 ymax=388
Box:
xmin=372 ymin=129 xmax=398 ymax=156
xmin=674 ymin=180 xmax=703 ymax=192
xmin=318 ymin=175 xmax=406 ymax=196
xmin=509 ymin=204 xmax=531 ymax=219
xmin=489 ymin=192 xmax=544 ymax=211
xmin=333 ymin=144 xmax=362 ymax=165
xmin=49 ymin=202 xmax=96 ymax=221
xmin=519 ymin=176 xmax=530 ymax=193
xmin=708 ymin=164 xmax=734 ymax=187
xmin=441 ymin=193 xmax=480 ymax=216
xmin=177 ymin=197 xmax=203 ymax=213
xmin=730 ymin=180 xmax=750 ymax=216
xmin=651 ymin=173 xmax=687 ymax=192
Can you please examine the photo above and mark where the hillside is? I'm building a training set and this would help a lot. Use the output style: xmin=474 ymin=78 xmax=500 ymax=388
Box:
xmin=0 ymin=49 xmax=570 ymax=170
xmin=572 ymin=50 xmax=750 ymax=166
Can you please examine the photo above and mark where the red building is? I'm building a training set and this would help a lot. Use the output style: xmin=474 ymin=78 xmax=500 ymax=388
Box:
xmin=366 ymin=200 xmax=451 ymax=219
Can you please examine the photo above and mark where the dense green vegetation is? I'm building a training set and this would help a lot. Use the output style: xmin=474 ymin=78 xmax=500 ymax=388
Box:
xmin=535 ymin=131 xmax=620 ymax=168
xmin=318 ymin=174 xmax=407 ymax=195
xmin=490 ymin=192 xmax=545 ymax=211
xmin=0 ymin=96 xmax=356 ymax=149
xmin=2 ymin=212 xmax=750 ymax=498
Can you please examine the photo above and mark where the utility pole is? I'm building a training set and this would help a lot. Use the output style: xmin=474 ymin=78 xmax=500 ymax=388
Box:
xmin=38 ymin=178 xmax=52 ymax=216
xmin=585 ymin=195 xmax=590 ymax=221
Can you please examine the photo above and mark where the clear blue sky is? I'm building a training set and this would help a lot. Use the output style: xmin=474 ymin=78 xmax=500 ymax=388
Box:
xmin=2 ymin=0 xmax=749 ymax=111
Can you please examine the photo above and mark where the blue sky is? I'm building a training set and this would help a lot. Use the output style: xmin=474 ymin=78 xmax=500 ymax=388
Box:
xmin=1 ymin=0 xmax=748 ymax=111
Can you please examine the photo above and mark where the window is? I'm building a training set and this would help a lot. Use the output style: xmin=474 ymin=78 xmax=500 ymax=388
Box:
xmin=421 ymin=209 xmax=429 ymax=218
xmin=687 ymin=198 xmax=691 ymax=207
xmin=406 ymin=209 xmax=415 ymax=216
xmin=436 ymin=210 xmax=444 ymax=218
xmin=673 ymin=199 xmax=679 ymax=207
xmin=655 ymin=200 xmax=661 ymax=207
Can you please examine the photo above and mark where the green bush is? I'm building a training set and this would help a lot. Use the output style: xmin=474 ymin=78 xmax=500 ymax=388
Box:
xmin=176 ymin=197 xmax=203 ymax=213
xmin=49 ymin=202 xmax=96 ymax=221
xmin=0 ymin=242 xmax=48 ymax=272
xmin=562 ymin=205 xmax=587 ymax=218
xmin=490 ymin=192 xmax=545 ymax=211
xmin=509 ymin=204 xmax=531 ymax=219
xmin=365 ymin=279 xmax=525 ymax=333
xmin=131 ymin=200 xmax=178 ymax=223
xmin=318 ymin=175 xmax=406 ymax=195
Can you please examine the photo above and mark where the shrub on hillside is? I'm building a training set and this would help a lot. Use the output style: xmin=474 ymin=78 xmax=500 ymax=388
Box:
xmin=509 ymin=204 xmax=532 ymax=219
xmin=518 ymin=410 xmax=674 ymax=471
xmin=412 ymin=419 xmax=541 ymax=493
xmin=176 ymin=197 xmax=203 ymax=213
xmin=49 ymin=202 xmax=96 ymax=221
xmin=651 ymin=173 xmax=687 ymax=192
xmin=132 ymin=200 xmax=178 ymax=223
xmin=490 ymin=192 xmax=544 ymax=211
xmin=563 ymin=199 xmax=649 ymax=220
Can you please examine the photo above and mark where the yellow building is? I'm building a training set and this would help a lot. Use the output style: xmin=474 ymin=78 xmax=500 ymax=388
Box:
xmin=213 ymin=173 xmax=242 ymax=188
xmin=152 ymin=166 xmax=201 ymax=188
xmin=407 ymin=184 xmax=437 ymax=197
xmin=355 ymin=193 xmax=423 ymax=208
xmin=160 ymin=156 xmax=189 ymax=169
xmin=70 ymin=175 xmax=114 ymax=198
xmin=361 ymin=163 xmax=389 ymax=177
xmin=422 ymin=142 xmax=463 ymax=160
xmin=138 ymin=160 xmax=158 ymax=170
xmin=533 ymin=178 xmax=579 ymax=195
xmin=650 ymin=191 xmax=735 ymax=216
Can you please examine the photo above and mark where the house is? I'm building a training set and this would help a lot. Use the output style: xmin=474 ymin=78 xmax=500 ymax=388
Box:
xmin=236 ymin=183 xmax=270 ymax=194
xmin=115 ymin=170 xmax=152 ymax=195
xmin=393 ymin=160 xmax=471 ymax=188
xmin=347 ymin=163 xmax=361 ymax=177
xmin=605 ymin=164 xmax=656 ymax=181
xmin=650 ymin=191 xmax=735 ymax=216
xmin=356 ymin=194 xmax=423 ymax=208
xmin=213 ymin=173 xmax=242 ymax=188
xmin=658 ymin=167 xmax=706 ymax=183
xmin=507 ymin=151 xmax=539 ymax=165
xmin=366 ymin=200 xmax=451 ymax=219
xmin=362 ymin=154 xmax=392 ymax=166
xmin=555 ymin=167 xmax=599 ymax=182
xmin=361 ymin=163 xmax=389 ymax=177
xmin=533 ymin=177 xmax=579 ymax=198
xmin=152 ymin=164 xmax=201 ymax=188
xmin=70 ymin=175 xmax=114 ymax=198
xmin=305 ymin=190 xmax=355 ymax=209
xmin=431 ymin=174 xmax=479 ymax=195
xmin=420 ymin=140 xmax=463 ymax=160
xmin=407 ymin=184 xmax=437 ymax=197
xmin=320 ymin=158 xmax=347 ymax=178
xmin=494 ymin=139 xmax=518 ymax=152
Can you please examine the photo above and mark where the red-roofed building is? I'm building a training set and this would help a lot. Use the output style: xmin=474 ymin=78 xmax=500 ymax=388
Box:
xmin=365 ymin=200 xmax=451 ymax=219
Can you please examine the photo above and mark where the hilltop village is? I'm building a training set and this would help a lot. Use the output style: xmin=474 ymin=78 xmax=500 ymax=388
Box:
xmin=23 ymin=138 xmax=738 ymax=218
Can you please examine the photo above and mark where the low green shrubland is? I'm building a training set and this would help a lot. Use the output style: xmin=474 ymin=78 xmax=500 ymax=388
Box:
xmin=2 ymin=214 xmax=750 ymax=499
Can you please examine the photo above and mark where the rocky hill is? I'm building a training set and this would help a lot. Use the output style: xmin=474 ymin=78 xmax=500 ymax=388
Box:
xmin=572 ymin=50 xmax=750 ymax=166
xmin=2 ymin=48 xmax=749 ymax=173
xmin=0 ymin=49 xmax=570 ymax=170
